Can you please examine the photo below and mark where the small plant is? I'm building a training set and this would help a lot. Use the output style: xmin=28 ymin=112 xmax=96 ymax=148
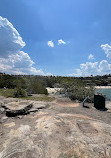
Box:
xmin=14 ymin=88 xmax=27 ymax=98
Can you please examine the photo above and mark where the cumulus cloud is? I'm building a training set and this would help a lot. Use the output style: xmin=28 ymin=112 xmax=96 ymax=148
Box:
xmin=88 ymin=54 xmax=94 ymax=60
xmin=70 ymin=44 xmax=111 ymax=77
xmin=58 ymin=39 xmax=66 ymax=45
xmin=75 ymin=60 xmax=111 ymax=77
xmin=0 ymin=16 xmax=25 ymax=57
xmin=101 ymin=44 xmax=111 ymax=60
xmin=47 ymin=40 xmax=54 ymax=47
xmin=0 ymin=16 xmax=50 ymax=75
xmin=47 ymin=39 xmax=68 ymax=47
xmin=78 ymin=62 xmax=98 ymax=76
xmin=99 ymin=60 xmax=111 ymax=73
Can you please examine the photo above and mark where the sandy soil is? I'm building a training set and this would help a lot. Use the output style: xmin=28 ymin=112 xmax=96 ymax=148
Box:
xmin=95 ymin=86 xmax=111 ymax=89
xmin=46 ymin=87 xmax=63 ymax=94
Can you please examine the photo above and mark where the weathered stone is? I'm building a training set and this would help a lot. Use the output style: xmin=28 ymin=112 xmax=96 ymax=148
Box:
xmin=0 ymin=108 xmax=5 ymax=114
xmin=0 ymin=102 xmax=4 ymax=108
xmin=1 ymin=113 xmax=111 ymax=158
xmin=0 ymin=116 xmax=8 ymax=123
xmin=1 ymin=96 xmax=111 ymax=158
xmin=6 ymin=103 xmax=33 ymax=117
xmin=3 ymin=98 xmax=19 ymax=104
xmin=77 ymin=121 xmax=98 ymax=135
xmin=17 ymin=115 xmax=24 ymax=119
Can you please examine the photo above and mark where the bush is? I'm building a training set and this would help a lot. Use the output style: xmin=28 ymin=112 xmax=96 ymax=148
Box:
xmin=14 ymin=88 xmax=27 ymax=98
xmin=27 ymin=82 xmax=48 ymax=95
xmin=61 ymin=80 xmax=94 ymax=102
xmin=67 ymin=86 xmax=94 ymax=102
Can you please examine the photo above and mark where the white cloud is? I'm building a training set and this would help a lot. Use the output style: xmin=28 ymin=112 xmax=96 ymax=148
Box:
xmin=78 ymin=62 xmax=99 ymax=76
xmin=47 ymin=40 xmax=54 ymax=47
xmin=74 ymin=60 xmax=111 ymax=77
xmin=0 ymin=16 xmax=51 ymax=75
xmin=99 ymin=60 xmax=111 ymax=73
xmin=0 ymin=51 xmax=45 ymax=75
xmin=70 ymin=44 xmax=111 ymax=77
xmin=47 ymin=39 xmax=68 ymax=47
xmin=58 ymin=39 xmax=66 ymax=45
xmin=80 ymin=62 xmax=98 ymax=71
xmin=88 ymin=54 xmax=94 ymax=60
xmin=101 ymin=44 xmax=111 ymax=60
xmin=0 ymin=16 xmax=25 ymax=57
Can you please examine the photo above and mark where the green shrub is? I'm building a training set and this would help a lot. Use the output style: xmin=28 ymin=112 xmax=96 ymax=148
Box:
xmin=61 ymin=80 xmax=94 ymax=102
xmin=27 ymin=82 xmax=48 ymax=95
xmin=14 ymin=88 xmax=27 ymax=98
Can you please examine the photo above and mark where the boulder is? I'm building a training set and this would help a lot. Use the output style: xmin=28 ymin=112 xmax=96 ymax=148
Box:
xmin=4 ymin=101 xmax=33 ymax=117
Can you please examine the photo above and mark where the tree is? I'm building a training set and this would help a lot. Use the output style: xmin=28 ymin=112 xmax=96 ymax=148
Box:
xmin=61 ymin=79 xmax=94 ymax=102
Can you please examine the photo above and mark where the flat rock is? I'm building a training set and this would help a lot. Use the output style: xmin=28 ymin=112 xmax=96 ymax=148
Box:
xmin=0 ymin=99 xmax=50 ymax=117
xmin=0 ymin=116 xmax=8 ymax=123
xmin=5 ymin=101 xmax=32 ymax=111
xmin=0 ymin=102 xmax=4 ymax=108
xmin=5 ymin=102 xmax=33 ymax=117
xmin=32 ymin=101 xmax=49 ymax=109
xmin=1 ymin=113 xmax=111 ymax=158
xmin=1 ymin=97 xmax=111 ymax=158
xmin=3 ymin=98 xmax=19 ymax=104
xmin=0 ymin=108 xmax=5 ymax=114
xmin=77 ymin=121 xmax=98 ymax=135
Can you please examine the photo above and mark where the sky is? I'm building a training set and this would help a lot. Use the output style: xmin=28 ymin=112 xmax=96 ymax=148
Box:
xmin=0 ymin=0 xmax=111 ymax=76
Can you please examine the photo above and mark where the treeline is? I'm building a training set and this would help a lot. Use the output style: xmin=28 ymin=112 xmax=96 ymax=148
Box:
xmin=1 ymin=73 xmax=111 ymax=87
xmin=0 ymin=75 xmax=48 ymax=97
xmin=79 ymin=74 xmax=111 ymax=86
xmin=0 ymin=74 xmax=78 ymax=89
xmin=0 ymin=73 xmax=110 ymax=101
xmin=0 ymin=74 xmax=94 ymax=101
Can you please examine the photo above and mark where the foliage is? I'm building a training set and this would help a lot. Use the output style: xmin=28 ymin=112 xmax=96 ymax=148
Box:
xmin=14 ymin=88 xmax=27 ymax=98
xmin=0 ymin=88 xmax=15 ymax=97
xmin=0 ymin=88 xmax=54 ymax=102
xmin=26 ymin=79 xmax=48 ymax=95
xmin=0 ymin=73 xmax=111 ymax=100
xmin=61 ymin=80 xmax=94 ymax=102
xmin=0 ymin=75 xmax=27 ymax=89
xmin=0 ymin=75 xmax=48 ymax=95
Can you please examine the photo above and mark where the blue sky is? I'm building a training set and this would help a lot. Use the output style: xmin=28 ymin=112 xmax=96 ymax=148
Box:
xmin=0 ymin=0 xmax=111 ymax=76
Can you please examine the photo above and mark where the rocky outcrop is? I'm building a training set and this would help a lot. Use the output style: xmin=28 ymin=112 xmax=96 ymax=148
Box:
xmin=0 ymin=96 xmax=111 ymax=158
xmin=0 ymin=98 xmax=49 ymax=117
xmin=6 ymin=103 xmax=33 ymax=117
xmin=1 ymin=112 xmax=111 ymax=158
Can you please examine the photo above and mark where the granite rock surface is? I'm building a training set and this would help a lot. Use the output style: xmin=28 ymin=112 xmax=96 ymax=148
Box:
xmin=0 ymin=97 xmax=111 ymax=158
